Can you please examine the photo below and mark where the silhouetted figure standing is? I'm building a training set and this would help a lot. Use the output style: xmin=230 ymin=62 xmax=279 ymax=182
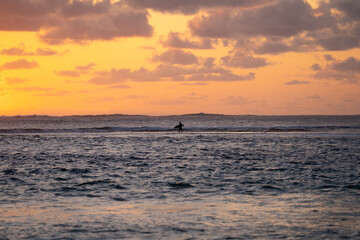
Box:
xmin=174 ymin=121 xmax=184 ymax=132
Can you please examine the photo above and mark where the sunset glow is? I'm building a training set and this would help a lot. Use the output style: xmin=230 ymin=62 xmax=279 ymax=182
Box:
xmin=1 ymin=0 xmax=359 ymax=116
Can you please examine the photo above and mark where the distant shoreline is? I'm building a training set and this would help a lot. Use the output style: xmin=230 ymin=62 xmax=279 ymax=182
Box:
xmin=1 ymin=113 xmax=359 ymax=119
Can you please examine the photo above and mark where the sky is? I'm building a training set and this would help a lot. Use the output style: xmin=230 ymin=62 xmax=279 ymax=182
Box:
xmin=0 ymin=0 xmax=359 ymax=116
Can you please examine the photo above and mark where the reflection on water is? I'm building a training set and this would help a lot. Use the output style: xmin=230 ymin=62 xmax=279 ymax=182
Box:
xmin=1 ymin=193 xmax=359 ymax=239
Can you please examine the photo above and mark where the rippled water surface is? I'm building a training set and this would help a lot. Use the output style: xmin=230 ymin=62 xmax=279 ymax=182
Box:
xmin=0 ymin=115 xmax=359 ymax=239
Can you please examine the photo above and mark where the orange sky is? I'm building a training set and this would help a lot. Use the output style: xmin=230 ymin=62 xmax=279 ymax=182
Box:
xmin=0 ymin=0 xmax=359 ymax=116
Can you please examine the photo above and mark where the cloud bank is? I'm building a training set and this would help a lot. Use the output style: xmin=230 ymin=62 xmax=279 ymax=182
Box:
xmin=0 ymin=0 xmax=153 ymax=44
xmin=2 ymin=0 xmax=359 ymax=89
xmin=187 ymin=0 xmax=360 ymax=53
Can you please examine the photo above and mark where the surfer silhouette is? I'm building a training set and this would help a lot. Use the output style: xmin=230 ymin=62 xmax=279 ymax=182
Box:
xmin=174 ymin=121 xmax=184 ymax=132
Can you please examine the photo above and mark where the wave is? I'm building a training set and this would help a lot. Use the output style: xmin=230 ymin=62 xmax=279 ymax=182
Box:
xmin=0 ymin=125 xmax=359 ymax=134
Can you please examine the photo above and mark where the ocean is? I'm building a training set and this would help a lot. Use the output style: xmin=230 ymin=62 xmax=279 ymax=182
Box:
xmin=0 ymin=114 xmax=359 ymax=239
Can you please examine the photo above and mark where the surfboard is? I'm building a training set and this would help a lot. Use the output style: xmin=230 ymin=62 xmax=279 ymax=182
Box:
xmin=174 ymin=123 xmax=183 ymax=129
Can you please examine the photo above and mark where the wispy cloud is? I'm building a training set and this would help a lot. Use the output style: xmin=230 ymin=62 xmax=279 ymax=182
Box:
xmin=55 ymin=70 xmax=81 ymax=78
xmin=306 ymin=95 xmax=321 ymax=100
xmin=0 ymin=59 xmax=38 ymax=70
xmin=285 ymin=80 xmax=310 ymax=85
xmin=0 ymin=46 xmax=57 ymax=56
xmin=34 ymin=90 xmax=71 ymax=96
xmin=151 ymin=98 xmax=188 ymax=105
xmin=89 ymin=64 xmax=255 ymax=84
xmin=3 ymin=77 xmax=27 ymax=84
xmin=181 ymin=82 xmax=208 ymax=86
xmin=108 ymin=84 xmax=131 ymax=89
xmin=123 ymin=95 xmax=146 ymax=99
xmin=56 ymin=63 xmax=96 ymax=78
xmin=13 ymin=87 xmax=53 ymax=92
xmin=220 ymin=96 xmax=253 ymax=105
xmin=75 ymin=63 xmax=96 ymax=71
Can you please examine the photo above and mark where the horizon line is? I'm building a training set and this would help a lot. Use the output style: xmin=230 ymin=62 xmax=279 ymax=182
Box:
xmin=1 ymin=112 xmax=359 ymax=118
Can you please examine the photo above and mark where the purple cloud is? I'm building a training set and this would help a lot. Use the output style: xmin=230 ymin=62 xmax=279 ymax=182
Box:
xmin=187 ymin=0 xmax=359 ymax=53
xmin=123 ymin=95 xmax=146 ymax=99
xmin=161 ymin=32 xmax=213 ymax=49
xmin=185 ymin=72 xmax=255 ymax=82
xmin=221 ymin=52 xmax=269 ymax=68
xmin=313 ymin=57 xmax=360 ymax=83
xmin=324 ymin=54 xmax=335 ymax=61
xmin=306 ymin=95 xmax=321 ymax=100
xmin=56 ymin=63 xmax=96 ymax=78
xmin=0 ymin=59 xmax=38 ymax=70
xmin=55 ymin=70 xmax=81 ymax=78
xmin=332 ymin=57 xmax=360 ymax=73
xmin=0 ymin=0 xmax=61 ymax=31
xmin=254 ymin=41 xmax=292 ymax=55
xmin=0 ymin=0 xmax=153 ymax=44
xmin=330 ymin=0 xmax=360 ymax=21
xmin=109 ymin=84 xmax=131 ymax=89
xmin=3 ymin=77 xmax=27 ymax=84
xmin=284 ymin=80 xmax=310 ymax=85
xmin=89 ymin=64 xmax=255 ymax=84
xmin=189 ymin=0 xmax=323 ymax=38
xmin=311 ymin=64 xmax=322 ymax=71
xmin=61 ymin=0 xmax=111 ymax=17
xmin=125 ymin=0 xmax=272 ymax=15
xmin=152 ymin=49 xmax=199 ymax=65
xmin=40 ymin=7 xmax=153 ymax=45
xmin=75 ymin=63 xmax=96 ymax=71
xmin=317 ymin=36 xmax=360 ymax=51
xmin=0 ymin=47 xmax=57 ymax=56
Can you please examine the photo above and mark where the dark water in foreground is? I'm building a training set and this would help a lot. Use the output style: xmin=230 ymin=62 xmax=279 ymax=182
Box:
xmin=0 ymin=115 xmax=359 ymax=239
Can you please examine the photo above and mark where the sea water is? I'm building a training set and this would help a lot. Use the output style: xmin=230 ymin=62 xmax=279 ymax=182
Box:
xmin=0 ymin=114 xmax=359 ymax=239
